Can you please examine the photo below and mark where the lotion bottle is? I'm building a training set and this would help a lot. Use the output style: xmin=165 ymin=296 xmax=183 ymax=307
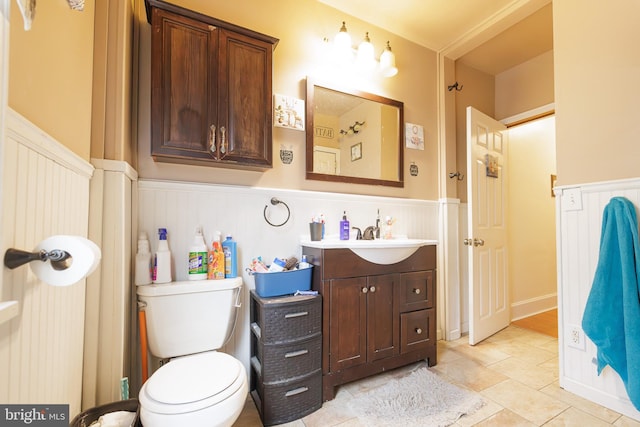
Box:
xmin=135 ymin=231 xmax=152 ymax=286
xmin=340 ymin=211 xmax=350 ymax=240
xmin=222 ymin=235 xmax=237 ymax=278
xmin=188 ymin=226 xmax=208 ymax=281
xmin=153 ymin=228 xmax=172 ymax=284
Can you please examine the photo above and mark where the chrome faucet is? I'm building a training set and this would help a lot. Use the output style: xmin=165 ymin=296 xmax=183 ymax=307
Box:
xmin=375 ymin=209 xmax=381 ymax=239
xmin=362 ymin=226 xmax=379 ymax=240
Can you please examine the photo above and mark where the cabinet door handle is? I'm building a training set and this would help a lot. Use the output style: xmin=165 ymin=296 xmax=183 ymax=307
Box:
xmin=220 ymin=126 xmax=226 ymax=154
xmin=413 ymin=288 xmax=421 ymax=294
xmin=369 ymin=286 xmax=376 ymax=293
xmin=285 ymin=386 xmax=308 ymax=397
xmin=209 ymin=125 xmax=216 ymax=153
xmin=284 ymin=311 xmax=308 ymax=319
xmin=285 ymin=349 xmax=309 ymax=358
xmin=415 ymin=327 xmax=423 ymax=334
xmin=361 ymin=287 xmax=368 ymax=294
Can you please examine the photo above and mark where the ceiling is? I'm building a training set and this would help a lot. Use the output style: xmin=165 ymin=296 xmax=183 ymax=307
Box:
xmin=317 ymin=0 xmax=553 ymax=76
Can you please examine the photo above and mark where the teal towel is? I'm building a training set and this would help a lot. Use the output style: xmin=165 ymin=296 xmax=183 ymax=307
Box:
xmin=582 ymin=196 xmax=640 ymax=410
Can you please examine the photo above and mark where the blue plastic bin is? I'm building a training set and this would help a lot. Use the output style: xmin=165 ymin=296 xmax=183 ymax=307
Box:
xmin=252 ymin=267 xmax=313 ymax=297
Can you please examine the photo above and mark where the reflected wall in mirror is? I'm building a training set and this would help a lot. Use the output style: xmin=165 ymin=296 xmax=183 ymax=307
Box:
xmin=305 ymin=78 xmax=404 ymax=187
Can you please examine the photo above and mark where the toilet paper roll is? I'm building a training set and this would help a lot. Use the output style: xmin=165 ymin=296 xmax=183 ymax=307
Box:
xmin=30 ymin=235 xmax=101 ymax=286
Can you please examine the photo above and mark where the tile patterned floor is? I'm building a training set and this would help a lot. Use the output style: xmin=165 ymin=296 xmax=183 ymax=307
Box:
xmin=234 ymin=325 xmax=640 ymax=426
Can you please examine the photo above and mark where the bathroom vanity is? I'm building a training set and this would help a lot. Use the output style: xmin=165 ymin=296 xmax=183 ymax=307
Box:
xmin=302 ymin=242 xmax=437 ymax=401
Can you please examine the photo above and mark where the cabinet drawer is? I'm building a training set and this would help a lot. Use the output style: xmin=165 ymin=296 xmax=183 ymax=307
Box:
xmin=399 ymin=271 xmax=434 ymax=312
xmin=251 ymin=292 xmax=321 ymax=343
xmin=400 ymin=309 xmax=435 ymax=354
xmin=251 ymin=333 xmax=321 ymax=384
xmin=251 ymin=369 xmax=322 ymax=426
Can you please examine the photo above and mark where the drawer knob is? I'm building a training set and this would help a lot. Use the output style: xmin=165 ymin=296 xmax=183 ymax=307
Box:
xmin=413 ymin=288 xmax=421 ymax=294
xmin=362 ymin=287 xmax=368 ymax=294
xmin=369 ymin=286 xmax=376 ymax=293
xmin=415 ymin=327 xmax=423 ymax=334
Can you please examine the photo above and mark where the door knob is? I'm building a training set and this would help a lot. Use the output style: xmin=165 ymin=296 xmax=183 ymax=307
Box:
xmin=463 ymin=238 xmax=472 ymax=246
xmin=473 ymin=238 xmax=485 ymax=247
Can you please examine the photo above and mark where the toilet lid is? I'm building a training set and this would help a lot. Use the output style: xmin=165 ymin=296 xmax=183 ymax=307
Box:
xmin=141 ymin=352 xmax=243 ymax=413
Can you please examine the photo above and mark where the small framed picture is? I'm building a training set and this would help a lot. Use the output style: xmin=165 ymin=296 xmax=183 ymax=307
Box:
xmin=351 ymin=142 xmax=362 ymax=161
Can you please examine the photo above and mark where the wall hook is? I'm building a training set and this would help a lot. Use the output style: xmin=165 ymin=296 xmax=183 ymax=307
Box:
xmin=449 ymin=171 xmax=464 ymax=180
xmin=447 ymin=82 xmax=463 ymax=92
xmin=263 ymin=197 xmax=291 ymax=227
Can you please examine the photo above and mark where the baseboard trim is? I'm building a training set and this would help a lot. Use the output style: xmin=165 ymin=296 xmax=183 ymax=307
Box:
xmin=511 ymin=293 xmax=557 ymax=321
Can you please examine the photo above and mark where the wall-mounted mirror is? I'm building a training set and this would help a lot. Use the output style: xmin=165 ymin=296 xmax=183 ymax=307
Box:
xmin=305 ymin=78 xmax=404 ymax=187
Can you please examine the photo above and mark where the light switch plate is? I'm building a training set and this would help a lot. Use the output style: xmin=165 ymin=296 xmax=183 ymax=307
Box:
xmin=562 ymin=188 xmax=583 ymax=211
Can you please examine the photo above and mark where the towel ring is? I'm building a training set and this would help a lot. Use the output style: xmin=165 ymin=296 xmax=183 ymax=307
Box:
xmin=264 ymin=197 xmax=290 ymax=227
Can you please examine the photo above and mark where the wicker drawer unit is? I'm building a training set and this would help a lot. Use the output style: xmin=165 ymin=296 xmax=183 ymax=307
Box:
xmin=250 ymin=291 xmax=322 ymax=426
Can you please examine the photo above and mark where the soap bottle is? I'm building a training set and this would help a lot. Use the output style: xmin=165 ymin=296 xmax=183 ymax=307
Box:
xmin=188 ymin=226 xmax=208 ymax=281
xmin=208 ymin=231 xmax=225 ymax=279
xmin=135 ymin=231 xmax=152 ymax=286
xmin=340 ymin=211 xmax=350 ymax=240
xmin=153 ymin=228 xmax=172 ymax=284
xmin=222 ymin=235 xmax=237 ymax=278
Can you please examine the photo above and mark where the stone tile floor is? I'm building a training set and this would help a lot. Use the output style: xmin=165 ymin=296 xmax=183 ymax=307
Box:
xmin=234 ymin=325 xmax=640 ymax=426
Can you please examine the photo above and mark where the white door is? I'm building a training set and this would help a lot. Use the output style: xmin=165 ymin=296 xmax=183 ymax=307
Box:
xmin=466 ymin=106 xmax=510 ymax=345
xmin=313 ymin=147 xmax=340 ymax=175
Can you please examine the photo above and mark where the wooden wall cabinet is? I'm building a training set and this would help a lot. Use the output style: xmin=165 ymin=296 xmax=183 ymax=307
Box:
xmin=146 ymin=1 xmax=278 ymax=169
xmin=302 ymin=244 xmax=437 ymax=401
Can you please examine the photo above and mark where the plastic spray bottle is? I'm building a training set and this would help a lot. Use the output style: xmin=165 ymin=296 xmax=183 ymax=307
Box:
xmin=222 ymin=235 xmax=237 ymax=278
xmin=188 ymin=227 xmax=208 ymax=281
xmin=208 ymin=231 xmax=225 ymax=279
xmin=153 ymin=228 xmax=172 ymax=284
xmin=135 ymin=231 xmax=152 ymax=286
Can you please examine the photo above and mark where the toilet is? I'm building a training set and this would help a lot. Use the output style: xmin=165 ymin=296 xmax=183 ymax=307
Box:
xmin=137 ymin=278 xmax=247 ymax=427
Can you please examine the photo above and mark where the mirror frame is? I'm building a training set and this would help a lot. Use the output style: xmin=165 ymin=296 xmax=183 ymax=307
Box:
xmin=305 ymin=78 xmax=404 ymax=187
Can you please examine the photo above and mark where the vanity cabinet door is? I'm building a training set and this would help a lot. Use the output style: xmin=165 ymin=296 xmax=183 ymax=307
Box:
xmin=329 ymin=277 xmax=367 ymax=372
xmin=367 ymin=274 xmax=399 ymax=362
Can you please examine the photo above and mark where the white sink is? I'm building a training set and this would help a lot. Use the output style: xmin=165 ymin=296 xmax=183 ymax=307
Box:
xmin=300 ymin=237 xmax=437 ymax=265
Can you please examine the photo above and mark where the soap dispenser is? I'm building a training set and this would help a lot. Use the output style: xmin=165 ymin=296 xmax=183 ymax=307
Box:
xmin=340 ymin=211 xmax=350 ymax=240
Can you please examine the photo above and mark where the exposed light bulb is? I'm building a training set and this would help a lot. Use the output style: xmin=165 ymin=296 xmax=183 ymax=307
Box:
xmin=357 ymin=32 xmax=376 ymax=70
xmin=379 ymin=41 xmax=398 ymax=77
xmin=334 ymin=21 xmax=352 ymax=61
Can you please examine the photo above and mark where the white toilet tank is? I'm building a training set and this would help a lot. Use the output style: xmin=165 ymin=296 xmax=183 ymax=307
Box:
xmin=137 ymin=278 xmax=243 ymax=359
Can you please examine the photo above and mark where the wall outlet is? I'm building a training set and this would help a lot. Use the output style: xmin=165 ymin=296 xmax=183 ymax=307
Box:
xmin=567 ymin=324 xmax=586 ymax=351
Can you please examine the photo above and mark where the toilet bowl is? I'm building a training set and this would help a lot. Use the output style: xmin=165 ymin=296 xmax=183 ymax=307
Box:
xmin=136 ymin=278 xmax=246 ymax=427
xmin=139 ymin=352 xmax=248 ymax=427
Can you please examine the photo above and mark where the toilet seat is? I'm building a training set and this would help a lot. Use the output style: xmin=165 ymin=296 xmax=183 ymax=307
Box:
xmin=139 ymin=352 xmax=245 ymax=415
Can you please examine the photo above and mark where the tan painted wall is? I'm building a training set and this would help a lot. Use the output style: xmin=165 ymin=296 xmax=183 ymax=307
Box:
xmin=135 ymin=0 xmax=439 ymax=199
xmin=454 ymin=62 xmax=495 ymax=203
xmin=495 ymin=50 xmax=554 ymax=120
xmin=554 ymin=0 xmax=640 ymax=187
xmin=507 ymin=116 xmax=556 ymax=305
xmin=8 ymin=1 xmax=94 ymax=161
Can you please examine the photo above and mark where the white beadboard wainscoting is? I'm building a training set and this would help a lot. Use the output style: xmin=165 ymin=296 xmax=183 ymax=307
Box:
xmin=137 ymin=179 xmax=440 ymax=374
xmin=556 ymin=179 xmax=640 ymax=420
xmin=0 ymin=109 xmax=94 ymax=417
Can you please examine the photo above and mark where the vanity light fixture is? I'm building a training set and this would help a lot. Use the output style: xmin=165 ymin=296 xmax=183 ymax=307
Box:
xmin=340 ymin=121 xmax=366 ymax=136
xmin=330 ymin=22 xmax=398 ymax=77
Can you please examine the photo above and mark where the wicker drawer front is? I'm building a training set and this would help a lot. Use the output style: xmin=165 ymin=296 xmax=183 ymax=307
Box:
xmin=251 ymin=369 xmax=322 ymax=426
xmin=251 ymin=292 xmax=321 ymax=343
xmin=399 ymin=270 xmax=434 ymax=312
xmin=400 ymin=309 xmax=435 ymax=354
xmin=252 ymin=333 xmax=321 ymax=383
